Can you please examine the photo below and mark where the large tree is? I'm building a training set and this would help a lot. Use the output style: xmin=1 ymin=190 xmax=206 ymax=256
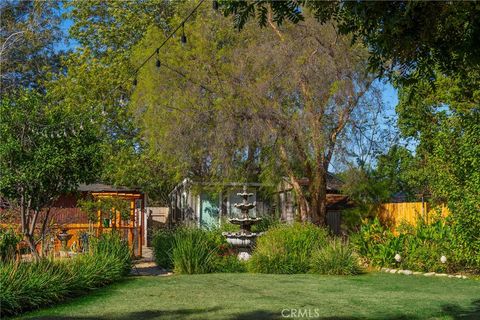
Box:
xmin=0 ymin=0 xmax=63 ymax=91
xmin=44 ymin=0 xmax=177 ymax=204
xmin=0 ymin=90 xmax=102 ymax=258
xmin=396 ymin=75 xmax=480 ymax=266
xmin=130 ymin=8 xmax=380 ymax=224
xmin=221 ymin=1 xmax=480 ymax=89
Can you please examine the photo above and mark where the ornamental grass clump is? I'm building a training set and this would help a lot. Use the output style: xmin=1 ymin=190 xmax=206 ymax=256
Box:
xmin=171 ymin=228 xmax=217 ymax=274
xmin=0 ymin=259 xmax=71 ymax=316
xmin=0 ymin=231 xmax=132 ymax=317
xmin=152 ymin=228 xmax=176 ymax=269
xmin=89 ymin=232 xmax=132 ymax=275
xmin=248 ymin=223 xmax=329 ymax=274
xmin=310 ymin=239 xmax=363 ymax=275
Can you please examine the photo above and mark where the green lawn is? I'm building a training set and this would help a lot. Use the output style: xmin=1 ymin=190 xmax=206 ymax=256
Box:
xmin=18 ymin=273 xmax=479 ymax=320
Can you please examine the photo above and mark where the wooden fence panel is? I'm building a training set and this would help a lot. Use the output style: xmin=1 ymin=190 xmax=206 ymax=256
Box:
xmin=378 ymin=202 xmax=450 ymax=228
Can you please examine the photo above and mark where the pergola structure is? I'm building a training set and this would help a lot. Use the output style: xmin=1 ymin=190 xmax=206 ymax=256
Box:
xmin=87 ymin=185 xmax=146 ymax=257
xmin=51 ymin=184 xmax=146 ymax=257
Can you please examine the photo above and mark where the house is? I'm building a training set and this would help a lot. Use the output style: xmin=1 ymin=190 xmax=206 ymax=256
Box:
xmin=276 ymin=174 xmax=350 ymax=234
xmin=169 ymin=179 xmax=273 ymax=229
xmin=169 ymin=174 xmax=350 ymax=234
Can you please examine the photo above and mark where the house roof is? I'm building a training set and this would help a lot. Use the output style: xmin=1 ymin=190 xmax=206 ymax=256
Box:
xmin=77 ymin=183 xmax=142 ymax=194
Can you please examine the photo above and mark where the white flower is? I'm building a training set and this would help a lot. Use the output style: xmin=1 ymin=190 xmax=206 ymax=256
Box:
xmin=394 ymin=253 xmax=402 ymax=262
xmin=440 ymin=255 xmax=447 ymax=264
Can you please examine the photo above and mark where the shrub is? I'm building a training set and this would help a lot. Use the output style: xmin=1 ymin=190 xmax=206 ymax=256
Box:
xmin=248 ymin=223 xmax=329 ymax=274
xmin=89 ymin=231 xmax=132 ymax=275
xmin=353 ymin=215 xmax=478 ymax=273
xmin=213 ymin=253 xmax=247 ymax=273
xmin=310 ymin=240 xmax=363 ymax=275
xmin=0 ymin=228 xmax=20 ymax=262
xmin=171 ymin=228 xmax=218 ymax=274
xmin=152 ymin=228 xmax=176 ymax=269
xmin=0 ymin=259 xmax=71 ymax=316
xmin=251 ymin=215 xmax=279 ymax=233
xmin=153 ymin=227 xmax=244 ymax=274
xmin=0 ymin=232 xmax=132 ymax=317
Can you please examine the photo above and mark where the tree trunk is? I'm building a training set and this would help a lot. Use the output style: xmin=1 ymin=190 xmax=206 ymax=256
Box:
xmin=309 ymin=170 xmax=328 ymax=226
xmin=25 ymin=234 xmax=40 ymax=261
xmin=288 ymin=177 xmax=310 ymax=222
xmin=39 ymin=209 xmax=51 ymax=257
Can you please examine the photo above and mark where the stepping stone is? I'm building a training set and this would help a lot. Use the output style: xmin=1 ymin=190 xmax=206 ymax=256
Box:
xmin=424 ymin=272 xmax=436 ymax=276
xmin=389 ymin=269 xmax=397 ymax=273
xmin=435 ymin=273 xmax=448 ymax=277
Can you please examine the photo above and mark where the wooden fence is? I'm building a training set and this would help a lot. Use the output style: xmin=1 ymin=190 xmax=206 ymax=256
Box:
xmin=378 ymin=202 xmax=450 ymax=228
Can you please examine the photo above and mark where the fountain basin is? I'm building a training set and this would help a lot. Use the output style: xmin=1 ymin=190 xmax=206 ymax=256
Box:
xmin=222 ymin=232 xmax=263 ymax=247
xmin=57 ymin=229 xmax=73 ymax=251
xmin=228 ymin=217 xmax=262 ymax=226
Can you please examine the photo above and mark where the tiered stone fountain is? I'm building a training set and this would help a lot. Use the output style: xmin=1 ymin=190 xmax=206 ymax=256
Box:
xmin=222 ymin=185 xmax=262 ymax=260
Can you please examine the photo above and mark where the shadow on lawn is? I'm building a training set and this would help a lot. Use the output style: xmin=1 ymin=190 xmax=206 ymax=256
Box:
xmin=31 ymin=307 xmax=222 ymax=320
xmin=441 ymin=299 xmax=480 ymax=320
xmin=23 ymin=299 xmax=480 ymax=320
xmin=230 ymin=299 xmax=480 ymax=320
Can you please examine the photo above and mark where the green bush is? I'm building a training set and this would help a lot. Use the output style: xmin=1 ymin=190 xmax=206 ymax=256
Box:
xmin=310 ymin=240 xmax=363 ymax=275
xmin=89 ymin=231 xmax=132 ymax=275
xmin=0 ymin=232 xmax=132 ymax=317
xmin=0 ymin=259 xmax=71 ymax=316
xmin=251 ymin=215 xmax=279 ymax=233
xmin=152 ymin=229 xmax=176 ymax=269
xmin=0 ymin=228 xmax=20 ymax=262
xmin=353 ymin=215 xmax=477 ymax=273
xmin=171 ymin=228 xmax=218 ymax=274
xmin=213 ymin=253 xmax=247 ymax=273
xmin=248 ymin=223 xmax=329 ymax=274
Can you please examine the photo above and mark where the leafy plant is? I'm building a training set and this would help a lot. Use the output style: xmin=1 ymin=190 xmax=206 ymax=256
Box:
xmin=0 ymin=232 xmax=132 ymax=317
xmin=310 ymin=239 xmax=363 ymax=275
xmin=353 ymin=215 xmax=478 ymax=273
xmin=89 ymin=231 xmax=132 ymax=275
xmin=171 ymin=228 xmax=218 ymax=274
xmin=248 ymin=223 xmax=329 ymax=274
xmin=78 ymin=197 xmax=131 ymax=222
xmin=0 ymin=228 xmax=21 ymax=262
xmin=152 ymin=228 xmax=176 ymax=269
xmin=213 ymin=253 xmax=247 ymax=273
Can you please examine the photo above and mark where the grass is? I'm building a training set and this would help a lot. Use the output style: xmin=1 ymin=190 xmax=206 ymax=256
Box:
xmin=17 ymin=273 xmax=479 ymax=320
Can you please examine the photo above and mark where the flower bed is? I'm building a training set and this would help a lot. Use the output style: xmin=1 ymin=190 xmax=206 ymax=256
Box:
xmin=352 ymin=216 xmax=479 ymax=274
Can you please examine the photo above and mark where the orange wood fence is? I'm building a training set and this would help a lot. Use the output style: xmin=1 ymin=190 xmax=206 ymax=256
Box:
xmin=378 ymin=202 xmax=450 ymax=228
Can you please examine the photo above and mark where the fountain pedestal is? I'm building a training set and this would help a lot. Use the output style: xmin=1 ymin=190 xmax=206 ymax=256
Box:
xmin=222 ymin=185 xmax=263 ymax=260
xmin=57 ymin=228 xmax=72 ymax=253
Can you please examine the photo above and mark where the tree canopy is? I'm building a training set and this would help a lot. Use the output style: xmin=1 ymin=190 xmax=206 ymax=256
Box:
xmin=0 ymin=0 xmax=63 ymax=92
xmin=0 ymin=89 xmax=102 ymax=256
xmin=221 ymin=1 xmax=480 ymax=92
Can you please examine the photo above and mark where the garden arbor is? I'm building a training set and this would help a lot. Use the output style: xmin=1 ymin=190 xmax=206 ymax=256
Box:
xmin=52 ymin=184 xmax=146 ymax=257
